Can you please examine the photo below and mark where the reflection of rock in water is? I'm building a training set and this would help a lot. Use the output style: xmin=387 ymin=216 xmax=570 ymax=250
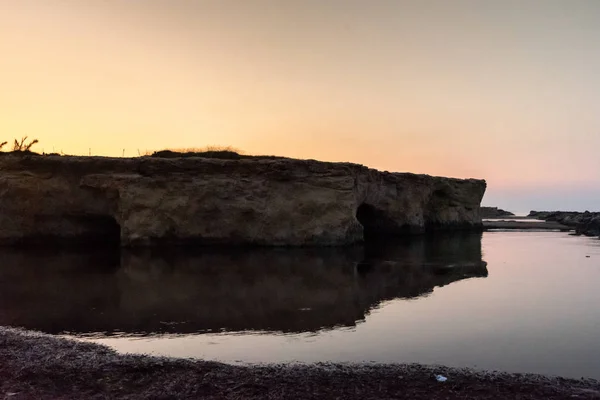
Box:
xmin=0 ymin=233 xmax=486 ymax=336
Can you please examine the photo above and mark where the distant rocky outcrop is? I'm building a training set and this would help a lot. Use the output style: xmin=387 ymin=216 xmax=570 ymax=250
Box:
xmin=481 ymin=207 xmax=515 ymax=218
xmin=0 ymin=154 xmax=486 ymax=246
xmin=528 ymin=211 xmax=600 ymax=237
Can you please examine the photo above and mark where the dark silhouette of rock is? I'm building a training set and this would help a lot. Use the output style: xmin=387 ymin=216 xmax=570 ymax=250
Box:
xmin=481 ymin=207 xmax=515 ymax=218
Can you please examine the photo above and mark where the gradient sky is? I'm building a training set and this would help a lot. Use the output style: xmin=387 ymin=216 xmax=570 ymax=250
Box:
xmin=1 ymin=0 xmax=599 ymax=211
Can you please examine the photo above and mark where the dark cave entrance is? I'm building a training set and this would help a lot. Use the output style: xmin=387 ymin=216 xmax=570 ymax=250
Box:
xmin=356 ymin=203 xmax=397 ymax=239
xmin=64 ymin=214 xmax=122 ymax=246
xmin=19 ymin=214 xmax=122 ymax=248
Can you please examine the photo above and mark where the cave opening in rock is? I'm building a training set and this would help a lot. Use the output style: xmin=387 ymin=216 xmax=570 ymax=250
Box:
xmin=66 ymin=214 xmax=122 ymax=246
xmin=356 ymin=203 xmax=394 ymax=239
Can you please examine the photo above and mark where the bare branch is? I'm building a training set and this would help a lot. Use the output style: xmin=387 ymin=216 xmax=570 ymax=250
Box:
xmin=24 ymin=139 xmax=39 ymax=151
xmin=12 ymin=137 xmax=39 ymax=152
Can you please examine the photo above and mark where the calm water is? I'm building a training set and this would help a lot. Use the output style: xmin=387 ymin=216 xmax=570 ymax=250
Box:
xmin=1 ymin=232 xmax=599 ymax=379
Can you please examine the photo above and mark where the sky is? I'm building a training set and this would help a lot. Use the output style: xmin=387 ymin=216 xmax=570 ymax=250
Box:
xmin=1 ymin=0 xmax=599 ymax=211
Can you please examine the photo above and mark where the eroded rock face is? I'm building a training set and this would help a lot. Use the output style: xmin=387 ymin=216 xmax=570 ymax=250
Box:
xmin=0 ymin=154 xmax=486 ymax=246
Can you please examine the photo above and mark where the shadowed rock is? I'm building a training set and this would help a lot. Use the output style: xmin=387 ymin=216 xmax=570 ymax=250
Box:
xmin=0 ymin=233 xmax=487 ymax=336
xmin=481 ymin=207 xmax=515 ymax=218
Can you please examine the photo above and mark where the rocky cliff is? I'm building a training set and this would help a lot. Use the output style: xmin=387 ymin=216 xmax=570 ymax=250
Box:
xmin=0 ymin=154 xmax=486 ymax=246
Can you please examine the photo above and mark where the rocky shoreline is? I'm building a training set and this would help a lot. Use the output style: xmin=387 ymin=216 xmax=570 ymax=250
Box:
xmin=529 ymin=211 xmax=600 ymax=237
xmin=1 ymin=327 xmax=599 ymax=400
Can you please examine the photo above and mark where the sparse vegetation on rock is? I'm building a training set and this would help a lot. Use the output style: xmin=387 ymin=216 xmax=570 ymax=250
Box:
xmin=13 ymin=137 xmax=39 ymax=152
xmin=0 ymin=137 xmax=39 ymax=154
xmin=149 ymin=145 xmax=285 ymax=161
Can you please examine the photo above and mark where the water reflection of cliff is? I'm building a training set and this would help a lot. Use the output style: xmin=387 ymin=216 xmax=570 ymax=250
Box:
xmin=0 ymin=233 xmax=487 ymax=336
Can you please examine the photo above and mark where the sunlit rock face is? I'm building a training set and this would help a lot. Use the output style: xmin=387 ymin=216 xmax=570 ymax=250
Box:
xmin=0 ymin=154 xmax=486 ymax=246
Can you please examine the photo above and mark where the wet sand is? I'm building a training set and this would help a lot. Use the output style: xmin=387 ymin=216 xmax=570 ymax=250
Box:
xmin=1 ymin=327 xmax=599 ymax=399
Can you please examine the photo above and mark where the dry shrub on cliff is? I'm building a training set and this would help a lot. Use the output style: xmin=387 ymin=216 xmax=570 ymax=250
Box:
xmin=12 ymin=137 xmax=39 ymax=152
xmin=150 ymin=145 xmax=245 ymax=160
xmin=169 ymin=145 xmax=243 ymax=154
xmin=149 ymin=145 xmax=286 ymax=161
xmin=0 ymin=137 xmax=39 ymax=154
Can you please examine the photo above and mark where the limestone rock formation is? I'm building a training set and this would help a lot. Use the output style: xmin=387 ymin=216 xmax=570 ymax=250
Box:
xmin=0 ymin=154 xmax=486 ymax=246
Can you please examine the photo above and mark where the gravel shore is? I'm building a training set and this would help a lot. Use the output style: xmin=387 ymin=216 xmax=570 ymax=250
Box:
xmin=1 ymin=327 xmax=599 ymax=399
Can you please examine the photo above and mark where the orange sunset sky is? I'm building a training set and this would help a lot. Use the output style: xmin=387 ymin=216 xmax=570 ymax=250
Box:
xmin=1 ymin=0 xmax=600 ymax=210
